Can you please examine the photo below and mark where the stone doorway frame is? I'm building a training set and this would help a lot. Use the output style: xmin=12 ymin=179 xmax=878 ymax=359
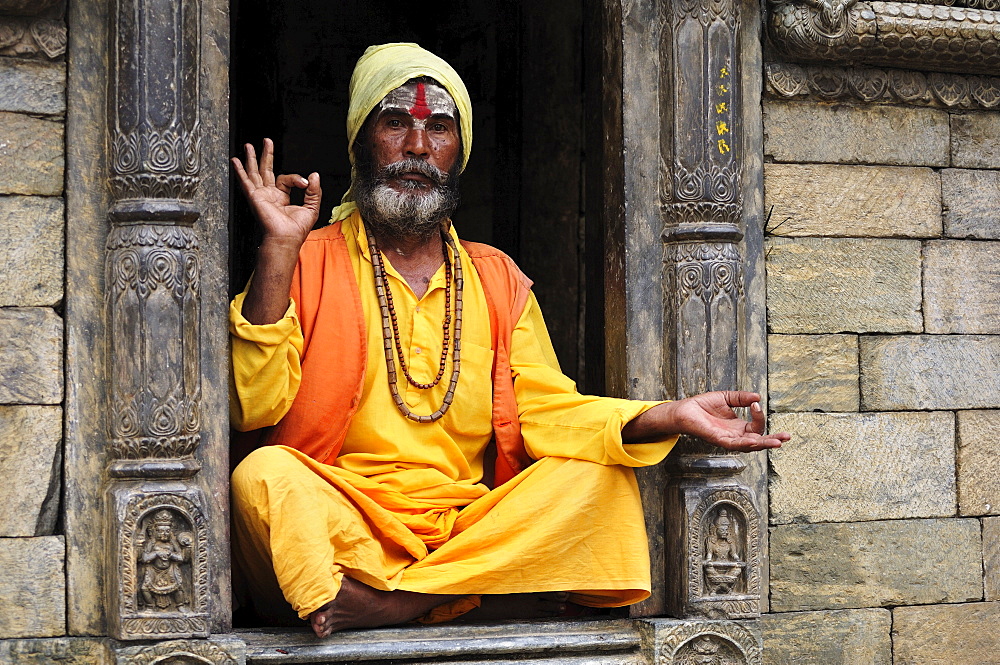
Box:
xmin=62 ymin=0 xmax=768 ymax=660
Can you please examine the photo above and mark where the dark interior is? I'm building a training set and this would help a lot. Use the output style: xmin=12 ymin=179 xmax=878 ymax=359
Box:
xmin=229 ymin=0 xmax=618 ymax=628
xmin=230 ymin=0 xmax=605 ymax=389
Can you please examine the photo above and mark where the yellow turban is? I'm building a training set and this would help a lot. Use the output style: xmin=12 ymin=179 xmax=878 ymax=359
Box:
xmin=330 ymin=43 xmax=473 ymax=223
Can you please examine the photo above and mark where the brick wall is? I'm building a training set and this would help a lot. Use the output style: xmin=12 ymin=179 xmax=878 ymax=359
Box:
xmin=761 ymin=99 xmax=1000 ymax=663
xmin=0 ymin=56 xmax=67 ymax=638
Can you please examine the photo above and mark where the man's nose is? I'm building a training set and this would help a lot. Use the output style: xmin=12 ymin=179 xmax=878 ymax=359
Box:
xmin=403 ymin=127 xmax=430 ymax=159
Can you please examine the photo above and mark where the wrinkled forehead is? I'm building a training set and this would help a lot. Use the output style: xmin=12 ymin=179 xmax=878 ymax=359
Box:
xmin=378 ymin=80 xmax=457 ymax=121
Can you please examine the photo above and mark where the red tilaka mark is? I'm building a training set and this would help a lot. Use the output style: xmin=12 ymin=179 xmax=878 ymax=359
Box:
xmin=409 ymin=82 xmax=432 ymax=121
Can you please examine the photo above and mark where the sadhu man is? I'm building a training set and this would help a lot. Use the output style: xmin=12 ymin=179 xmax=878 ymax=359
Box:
xmin=229 ymin=43 xmax=788 ymax=638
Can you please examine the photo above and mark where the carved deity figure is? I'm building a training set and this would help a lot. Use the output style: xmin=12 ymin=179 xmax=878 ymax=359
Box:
xmin=703 ymin=508 xmax=744 ymax=595
xmin=680 ymin=636 xmax=739 ymax=665
xmin=705 ymin=509 xmax=739 ymax=562
xmin=138 ymin=509 xmax=192 ymax=611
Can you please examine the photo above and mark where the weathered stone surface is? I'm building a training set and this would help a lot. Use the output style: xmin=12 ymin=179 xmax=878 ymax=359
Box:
xmin=0 ymin=196 xmax=64 ymax=306
xmin=0 ymin=112 xmax=63 ymax=195
xmin=985 ymin=517 xmax=1000 ymax=601
xmin=761 ymin=609 xmax=891 ymax=665
xmin=0 ymin=308 xmax=62 ymax=404
xmin=952 ymin=113 xmax=1000 ymax=169
xmin=0 ymin=406 xmax=61 ymax=536
xmin=860 ymin=335 xmax=1000 ymax=410
xmin=770 ymin=519 xmax=982 ymax=611
xmin=893 ymin=602 xmax=1000 ymax=665
xmin=923 ymin=240 xmax=1000 ymax=334
xmin=957 ymin=410 xmax=1000 ymax=517
xmin=0 ymin=60 xmax=65 ymax=115
xmin=764 ymin=164 xmax=941 ymax=238
xmin=0 ymin=537 xmax=65 ymax=637
xmin=766 ymin=238 xmax=922 ymax=334
xmin=767 ymin=335 xmax=858 ymax=412
xmin=769 ymin=412 xmax=955 ymax=524
xmin=0 ymin=638 xmax=109 ymax=664
xmin=763 ymin=101 xmax=949 ymax=167
xmin=942 ymin=169 xmax=1000 ymax=240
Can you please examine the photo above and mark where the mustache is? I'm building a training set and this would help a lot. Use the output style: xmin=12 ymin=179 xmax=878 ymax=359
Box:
xmin=376 ymin=158 xmax=450 ymax=187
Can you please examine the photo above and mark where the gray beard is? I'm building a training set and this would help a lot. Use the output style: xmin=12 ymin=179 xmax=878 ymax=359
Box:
xmin=354 ymin=158 xmax=460 ymax=241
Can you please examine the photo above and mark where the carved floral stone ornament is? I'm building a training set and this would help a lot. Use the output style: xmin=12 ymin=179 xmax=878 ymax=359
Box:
xmin=0 ymin=0 xmax=65 ymax=59
xmin=114 ymin=639 xmax=243 ymax=665
xmin=765 ymin=61 xmax=1000 ymax=108
xmin=654 ymin=621 xmax=761 ymax=665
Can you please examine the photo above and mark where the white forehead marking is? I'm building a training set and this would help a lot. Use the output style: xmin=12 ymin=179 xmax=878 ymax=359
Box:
xmin=378 ymin=81 xmax=456 ymax=130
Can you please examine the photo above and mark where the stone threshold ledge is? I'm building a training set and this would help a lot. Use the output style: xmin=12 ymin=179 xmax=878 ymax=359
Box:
xmin=768 ymin=0 xmax=1000 ymax=75
xmin=237 ymin=619 xmax=645 ymax=665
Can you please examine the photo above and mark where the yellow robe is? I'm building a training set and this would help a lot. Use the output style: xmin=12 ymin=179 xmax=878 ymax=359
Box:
xmin=230 ymin=215 xmax=676 ymax=620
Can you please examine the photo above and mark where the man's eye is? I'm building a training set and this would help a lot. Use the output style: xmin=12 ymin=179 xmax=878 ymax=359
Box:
xmin=388 ymin=119 xmax=402 ymax=127
xmin=431 ymin=123 xmax=446 ymax=132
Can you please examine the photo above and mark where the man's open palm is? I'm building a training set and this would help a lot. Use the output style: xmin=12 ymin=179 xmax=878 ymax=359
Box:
xmin=668 ymin=391 xmax=789 ymax=452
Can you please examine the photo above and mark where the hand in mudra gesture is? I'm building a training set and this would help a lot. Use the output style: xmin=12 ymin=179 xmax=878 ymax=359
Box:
xmin=623 ymin=390 xmax=790 ymax=452
xmin=231 ymin=138 xmax=322 ymax=245
xmin=667 ymin=391 xmax=789 ymax=452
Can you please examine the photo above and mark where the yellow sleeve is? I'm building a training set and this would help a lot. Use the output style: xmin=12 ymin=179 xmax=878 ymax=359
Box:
xmin=229 ymin=288 xmax=304 ymax=431
xmin=511 ymin=292 xmax=677 ymax=466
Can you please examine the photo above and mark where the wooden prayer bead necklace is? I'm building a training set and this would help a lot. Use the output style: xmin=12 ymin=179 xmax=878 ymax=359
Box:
xmin=366 ymin=224 xmax=463 ymax=423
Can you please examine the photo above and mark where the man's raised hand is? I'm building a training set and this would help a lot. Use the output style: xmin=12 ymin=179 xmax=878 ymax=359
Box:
xmin=232 ymin=139 xmax=322 ymax=325
xmin=621 ymin=390 xmax=790 ymax=452
xmin=231 ymin=138 xmax=322 ymax=245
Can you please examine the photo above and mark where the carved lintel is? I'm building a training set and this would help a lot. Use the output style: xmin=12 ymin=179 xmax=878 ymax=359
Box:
xmin=109 ymin=486 xmax=210 ymax=640
xmin=111 ymin=638 xmax=245 ymax=665
xmin=665 ymin=484 xmax=762 ymax=619
xmin=766 ymin=61 xmax=1000 ymax=109
xmin=767 ymin=0 xmax=1000 ymax=75
xmin=638 ymin=618 xmax=762 ymax=665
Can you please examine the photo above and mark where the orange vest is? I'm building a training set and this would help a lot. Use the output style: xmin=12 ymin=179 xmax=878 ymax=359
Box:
xmin=259 ymin=221 xmax=535 ymax=487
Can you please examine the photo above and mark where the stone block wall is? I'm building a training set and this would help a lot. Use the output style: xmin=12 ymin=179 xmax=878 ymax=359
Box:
xmin=0 ymin=53 xmax=67 ymax=639
xmin=762 ymin=98 xmax=1000 ymax=663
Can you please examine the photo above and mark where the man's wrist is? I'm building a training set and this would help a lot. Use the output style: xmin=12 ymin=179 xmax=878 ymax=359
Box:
xmin=623 ymin=401 xmax=679 ymax=444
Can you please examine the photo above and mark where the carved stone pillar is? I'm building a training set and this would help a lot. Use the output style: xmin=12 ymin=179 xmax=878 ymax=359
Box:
xmin=104 ymin=0 xmax=209 ymax=640
xmin=588 ymin=0 xmax=768 ymax=654
xmin=659 ymin=0 xmax=765 ymax=625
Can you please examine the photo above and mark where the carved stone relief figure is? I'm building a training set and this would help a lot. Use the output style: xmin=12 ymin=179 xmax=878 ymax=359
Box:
xmin=683 ymin=489 xmax=760 ymax=618
xmin=138 ymin=509 xmax=193 ymax=612
xmin=650 ymin=621 xmax=760 ymax=665
xmin=113 ymin=492 xmax=209 ymax=639
xmin=677 ymin=635 xmax=745 ymax=665
xmin=703 ymin=507 xmax=745 ymax=596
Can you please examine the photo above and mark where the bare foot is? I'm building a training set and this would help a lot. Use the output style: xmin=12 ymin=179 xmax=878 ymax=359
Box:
xmin=309 ymin=577 xmax=462 ymax=638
